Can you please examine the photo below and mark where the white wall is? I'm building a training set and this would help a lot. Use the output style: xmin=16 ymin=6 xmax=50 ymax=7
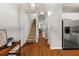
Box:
xmin=0 ymin=3 xmax=36 ymax=47
xmin=63 ymin=12 xmax=79 ymax=20
xmin=0 ymin=4 xmax=20 ymax=42
xmin=20 ymin=4 xmax=33 ymax=46
xmin=47 ymin=5 xmax=62 ymax=49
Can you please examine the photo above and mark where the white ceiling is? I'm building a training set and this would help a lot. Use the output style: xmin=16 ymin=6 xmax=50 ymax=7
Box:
xmin=63 ymin=3 xmax=79 ymax=12
xmin=22 ymin=3 xmax=62 ymax=14
xmin=22 ymin=3 xmax=36 ymax=13
xmin=22 ymin=3 xmax=79 ymax=13
xmin=22 ymin=3 xmax=47 ymax=14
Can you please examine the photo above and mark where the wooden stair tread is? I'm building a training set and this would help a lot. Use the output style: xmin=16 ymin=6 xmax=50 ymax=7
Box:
xmin=26 ymin=39 xmax=36 ymax=42
xmin=27 ymin=35 xmax=36 ymax=37
xmin=27 ymin=20 xmax=36 ymax=43
xmin=28 ymin=34 xmax=36 ymax=36
xmin=27 ymin=37 xmax=36 ymax=39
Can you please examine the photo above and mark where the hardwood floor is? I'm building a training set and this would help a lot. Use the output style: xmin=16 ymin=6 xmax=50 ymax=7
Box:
xmin=20 ymin=32 xmax=79 ymax=56
xmin=0 ymin=42 xmax=19 ymax=56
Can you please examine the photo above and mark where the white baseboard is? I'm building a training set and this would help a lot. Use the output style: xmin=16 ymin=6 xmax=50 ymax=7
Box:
xmin=50 ymin=46 xmax=62 ymax=49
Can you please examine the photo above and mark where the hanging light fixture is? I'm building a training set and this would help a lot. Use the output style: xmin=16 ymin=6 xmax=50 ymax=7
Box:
xmin=30 ymin=3 xmax=35 ymax=7
xmin=29 ymin=3 xmax=36 ymax=10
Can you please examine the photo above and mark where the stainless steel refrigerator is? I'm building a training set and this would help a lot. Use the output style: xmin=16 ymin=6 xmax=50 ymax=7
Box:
xmin=62 ymin=19 xmax=79 ymax=49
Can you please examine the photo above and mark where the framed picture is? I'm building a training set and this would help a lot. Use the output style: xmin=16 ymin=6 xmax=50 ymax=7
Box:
xmin=0 ymin=29 xmax=7 ymax=49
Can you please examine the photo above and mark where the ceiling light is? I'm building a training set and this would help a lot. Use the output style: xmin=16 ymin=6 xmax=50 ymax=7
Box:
xmin=30 ymin=3 xmax=35 ymax=7
xmin=29 ymin=3 xmax=36 ymax=10
xmin=40 ymin=12 xmax=44 ymax=15
xmin=48 ymin=11 xmax=52 ymax=16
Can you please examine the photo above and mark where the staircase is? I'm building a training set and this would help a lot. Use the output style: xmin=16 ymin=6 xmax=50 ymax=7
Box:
xmin=26 ymin=20 xmax=36 ymax=42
